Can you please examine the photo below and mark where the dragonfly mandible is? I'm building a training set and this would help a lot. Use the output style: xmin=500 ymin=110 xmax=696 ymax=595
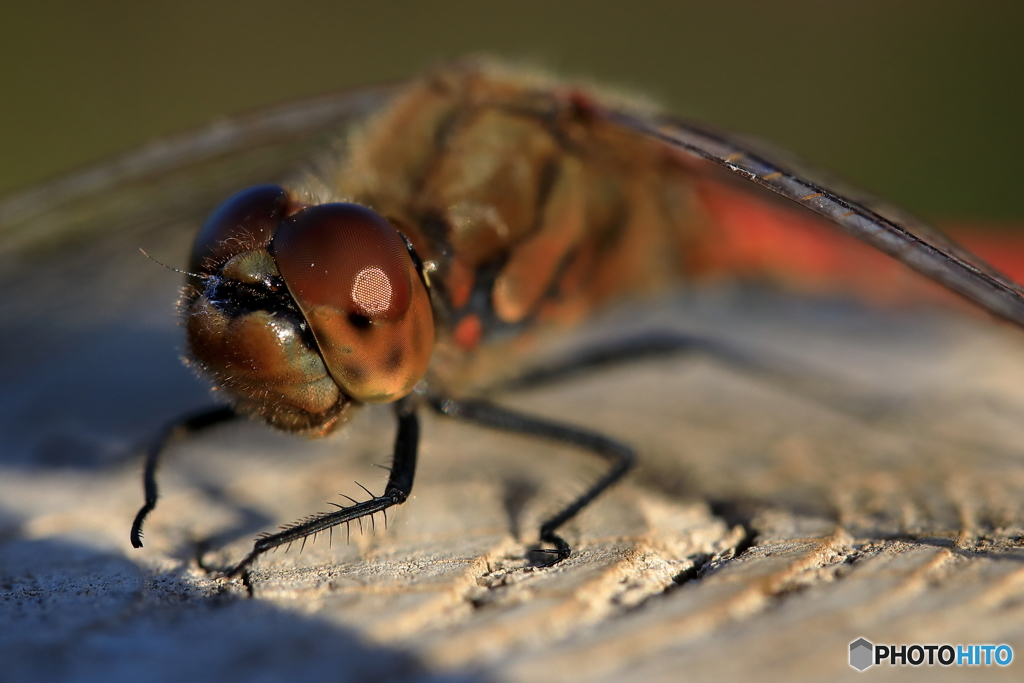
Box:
xmin=120 ymin=61 xmax=1024 ymax=577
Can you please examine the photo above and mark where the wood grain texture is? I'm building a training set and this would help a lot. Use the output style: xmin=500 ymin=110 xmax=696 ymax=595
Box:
xmin=2 ymin=223 xmax=1024 ymax=682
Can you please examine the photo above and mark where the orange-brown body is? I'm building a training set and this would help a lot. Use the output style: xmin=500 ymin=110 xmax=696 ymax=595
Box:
xmin=318 ymin=65 xmax=710 ymax=393
xmin=185 ymin=63 xmax=1023 ymax=438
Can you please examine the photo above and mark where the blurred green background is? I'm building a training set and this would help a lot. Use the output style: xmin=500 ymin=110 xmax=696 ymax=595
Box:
xmin=3 ymin=0 xmax=1022 ymax=221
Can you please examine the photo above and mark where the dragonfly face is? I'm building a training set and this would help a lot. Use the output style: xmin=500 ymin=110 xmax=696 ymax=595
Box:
xmin=186 ymin=185 xmax=434 ymax=435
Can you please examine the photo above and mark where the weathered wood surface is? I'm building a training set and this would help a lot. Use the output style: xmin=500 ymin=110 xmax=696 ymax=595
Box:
xmin=2 ymin=152 xmax=1024 ymax=681
xmin=3 ymin=203 xmax=1024 ymax=683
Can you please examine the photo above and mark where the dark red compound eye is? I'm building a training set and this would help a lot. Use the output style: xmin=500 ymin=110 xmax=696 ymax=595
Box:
xmin=272 ymin=204 xmax=412 ymax=321
xmin=271 ymin=203 xmax=435 ymax=403
xmin=188 ymin=184 xmax=289 ymax=278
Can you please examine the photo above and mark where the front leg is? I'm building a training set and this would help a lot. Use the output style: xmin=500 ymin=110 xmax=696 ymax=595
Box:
xmin=131 ymin=405 xmax=240 ymax=549
xmin=225 ymin=396 xmax=419 ymax=577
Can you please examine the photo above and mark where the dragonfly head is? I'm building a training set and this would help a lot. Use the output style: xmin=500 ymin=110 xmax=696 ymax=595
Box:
xmin=185 ymin=185 xmax=435 ymax=434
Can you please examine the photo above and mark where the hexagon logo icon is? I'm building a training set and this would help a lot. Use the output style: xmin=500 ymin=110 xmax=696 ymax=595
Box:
xmin=850 ymin=638 xmax=874 ymax=671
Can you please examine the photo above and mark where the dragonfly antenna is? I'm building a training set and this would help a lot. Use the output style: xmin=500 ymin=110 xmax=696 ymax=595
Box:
xmin=139 ymin=248 xmax=209 ymax=280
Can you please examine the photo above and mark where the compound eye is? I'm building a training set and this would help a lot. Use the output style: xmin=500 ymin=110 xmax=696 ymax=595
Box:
xmin=272 ymin=204 xmax=412 ymax=320
xmin=271 ymin=204 xmax=434 ymax=403
xmin=189 ymin=184 xmax=289 ymax=277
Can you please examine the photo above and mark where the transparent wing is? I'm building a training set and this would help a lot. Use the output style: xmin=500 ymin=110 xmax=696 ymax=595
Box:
xmin=603 ymin=109 xmax=1024 ymax=328
xmin=0 ymin=83 xmax=398 ymax=260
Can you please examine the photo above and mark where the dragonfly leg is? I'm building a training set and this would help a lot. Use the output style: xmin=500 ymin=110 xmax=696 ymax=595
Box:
xmin=501 ymin=331 xmax=760 ymax=391
xmin=501 ymin=330 xmax=857 ymax=416
xmin=430 ymin=396 xmax=635 ymax=565
xmin=224 ymin=397 xmax=419 ymax=577
xmin=130 ymin=405 xmax=239 ymax=549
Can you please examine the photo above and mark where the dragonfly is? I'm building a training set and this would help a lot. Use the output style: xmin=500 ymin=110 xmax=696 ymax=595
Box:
xmin=8 ymin=61 xmax=1022 ymax=578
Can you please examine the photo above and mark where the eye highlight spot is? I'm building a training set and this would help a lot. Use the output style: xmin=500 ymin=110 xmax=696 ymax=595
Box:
xmin=351 ymin=266 xmax=393 ymax=315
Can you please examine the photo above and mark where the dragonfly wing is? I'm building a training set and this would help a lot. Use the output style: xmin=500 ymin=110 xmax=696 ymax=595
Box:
xmin=604 ymin=109 xmax=1024 ymax=328
xmin=0 ymin=83 xmax=399 ymax=262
